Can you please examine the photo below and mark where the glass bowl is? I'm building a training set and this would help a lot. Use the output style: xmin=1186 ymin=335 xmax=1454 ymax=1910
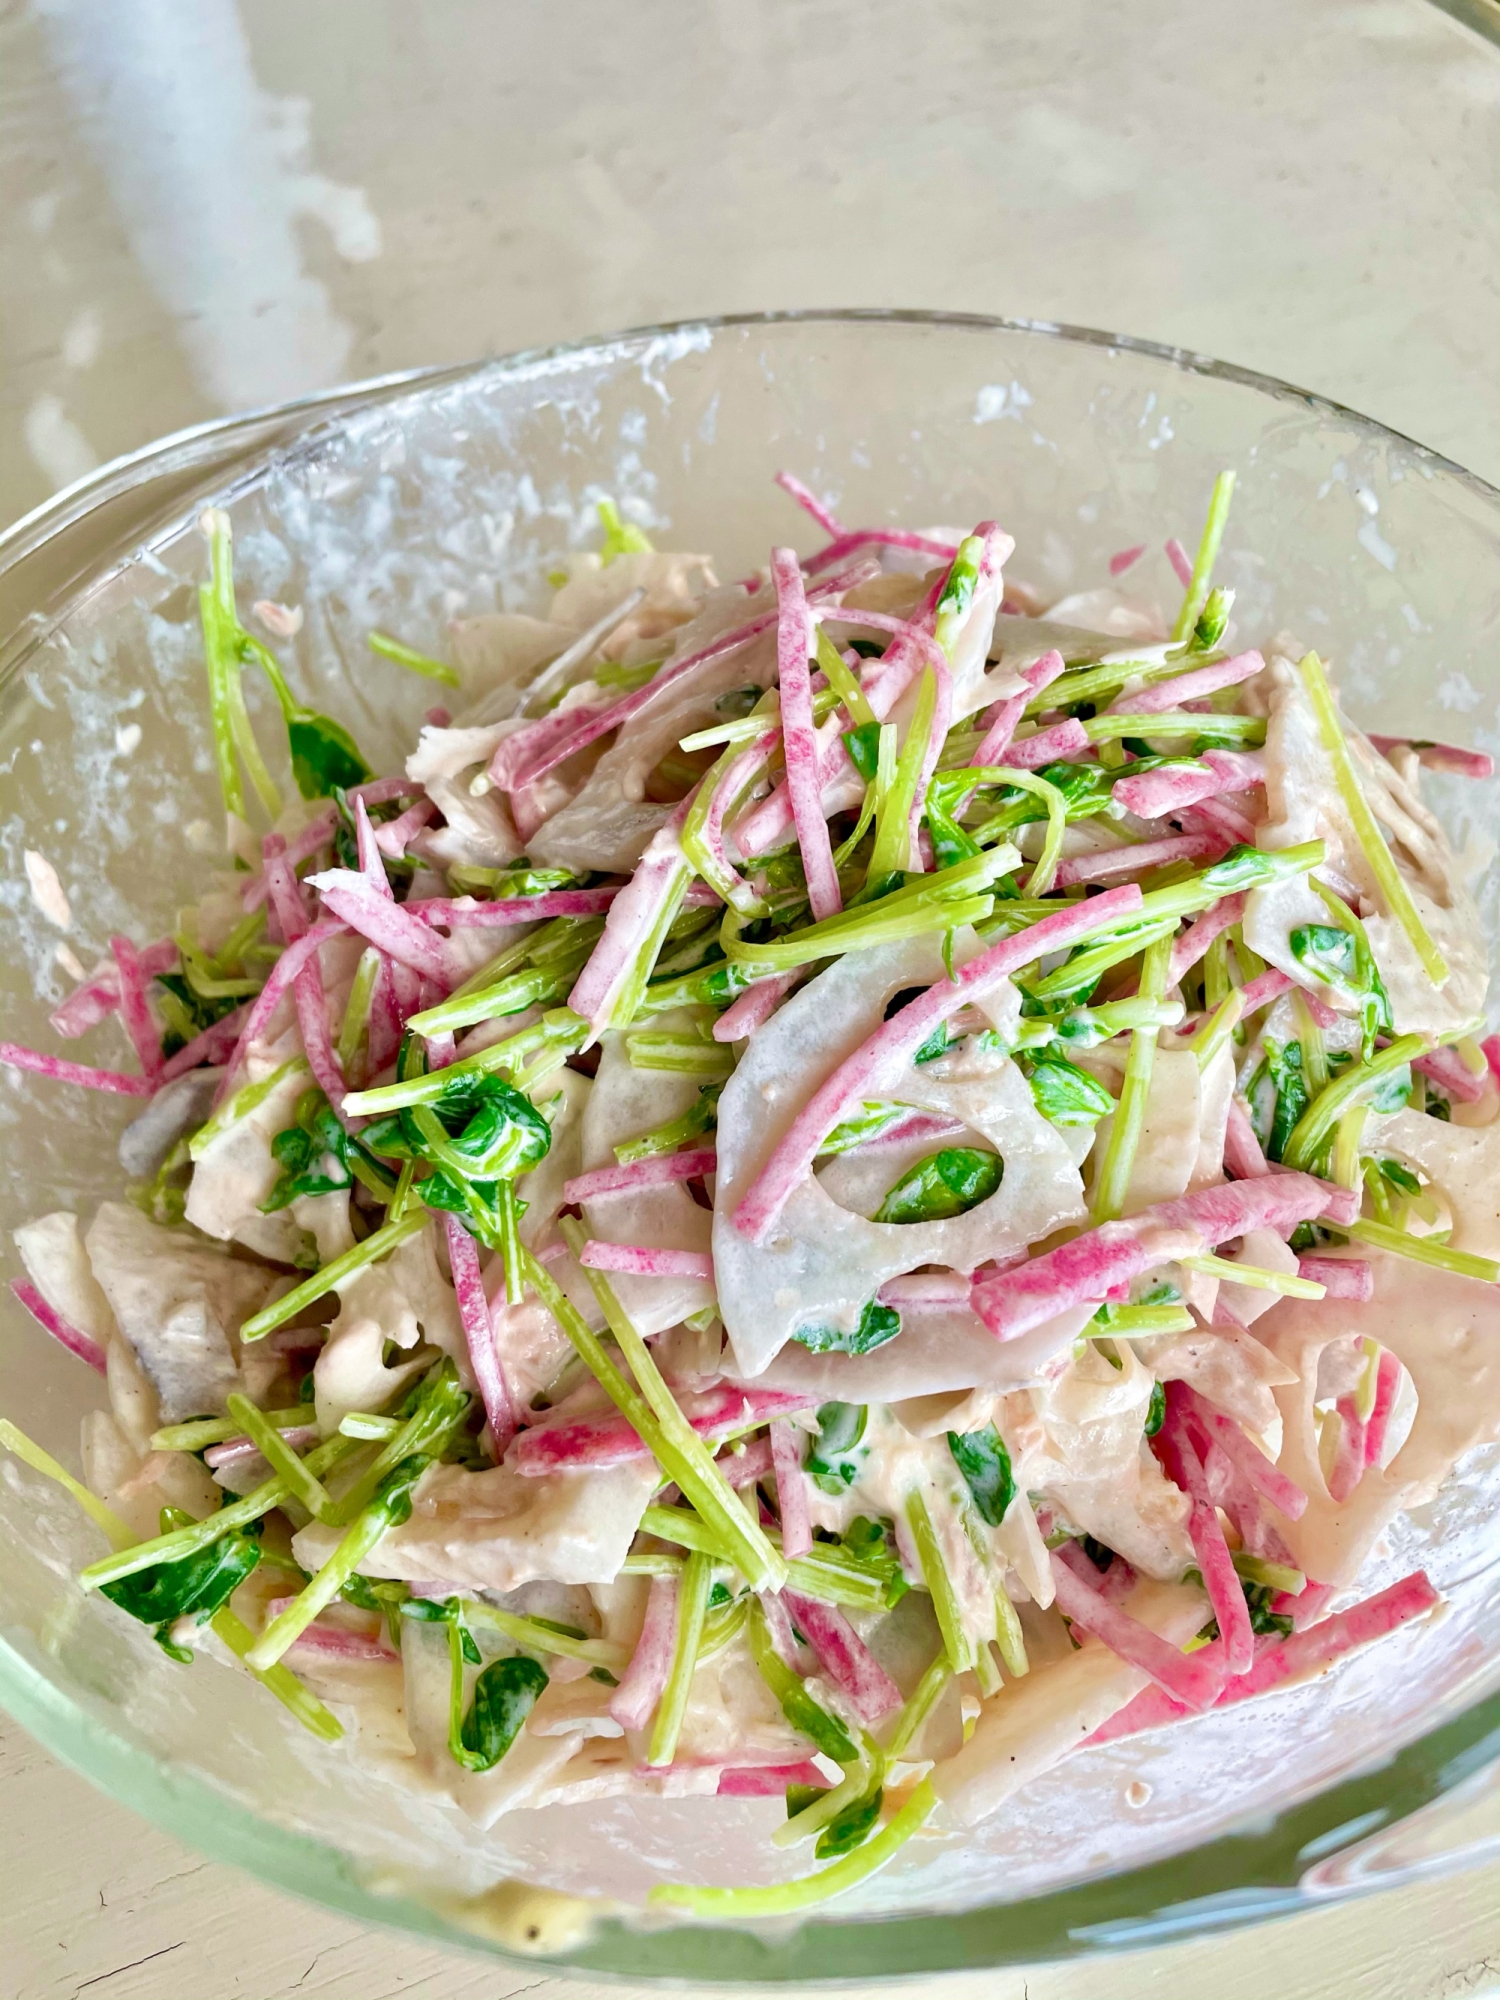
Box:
xmin=2 ymin=311 xmax=1498 ymax=1981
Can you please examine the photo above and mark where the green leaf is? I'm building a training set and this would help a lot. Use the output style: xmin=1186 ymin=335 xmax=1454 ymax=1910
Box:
xmin=1243 ymin=1581 xmax=1294 ymax=1638
xmin=911 ymin=1022 xmax=951 ymax=1066
xmin=1144 ymin=1381 xmax=1167 ymax=1437
xmin=804 ymin=1402 xmax=868 ymax=1494
xmin=1290 ymin=922 xmax=1357 ymax=987
xmin=1265 ymin=1040 xmax=1310 ymax=1164
xmin=946 ymin=1423 xmax=1014 ymax=1527
xmin=241 ymin=632 xmax=372 ymax=801
xmin=1290 ymin=916 xmax=1391 ymax=1059
xmin=793 ymin=1300 xmax=902 ymax=1356
xmin=843 ymin=719 xmax=884 ymax=783
xmin=261 ymin=1089 xmax=359 ymax=1211
xmin=1019 ymin=1050 xmax=1115 ymax=1127
xmin=153 ymin=971 xmax=242 ymax=1060
xmin=440 ymin=1077 xmax=552 ymax=1179
xmin=456 ymin=1654 xmax=549 ymax=1771
xmin=1375 ymin=1156 xmax=1422 ymax=1197
xmin=815 ymin=1783 xmax=884 ymax=1858
xmin=874 ymin=1147 xmax=1002 ymax=1224
xmin=99 ymin=1519 xmax=262 ymax=1630
xmin=288 ymin=711 xmax=371 ymax=799
xmin=375 ymin=1070 xmax=553 ymax=1190
xmin=1369 ymin=1066 xmax=1414 ymax=1115
xmin=340 ymin=1573 xmax=408 ymax=1614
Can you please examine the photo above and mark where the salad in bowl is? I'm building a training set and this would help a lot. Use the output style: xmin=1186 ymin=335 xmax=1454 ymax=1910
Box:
xmin=4 ymin=466 xmax=1498 ymax=1920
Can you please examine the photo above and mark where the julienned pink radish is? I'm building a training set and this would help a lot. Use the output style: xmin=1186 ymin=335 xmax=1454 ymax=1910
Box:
xmin=110 ymin=936 xmax=165 ymax=1086
xmin=577 ymin=1241 xmax=714 ymax=1280
xmin=204 ymin=1426 xmax=319 ymax=1471
xmin=817 ymin=604 xmax=952 ymax=677
xmin=1049 ymin=1552 xmax=1225 ymax=1711
xmin=1367 ymin=734 xmax=1495 ymax=780
xmin=1083 ymin=1572 xmax=1441 ymax=1746
xmin=1234 ymin=968 xmax=1295 ymax=1016
xmin=1412 ymin=1046 xmax=1489 ymax=1105
xmin=726 ymin=570 xmax=953 ymax=859
xmin=373 ymin=798 xmax=437 ymax=859
xmin=1154 ymin=1386 xmax=1254 ymax=1672
xmin=1179 ymin=795 xmax=1259 ymax=849
xmin=307 ymin=870 xmax=460 ymax=986
xmin=716 ymin=1761 xmax=831 ymax=1796
xmin=512 ymin=1384 xmax=814 ymax=1474
xmin=1222 ymin=1097 xmax=1271 ymax=1179
xmin=239 ymin=807 xmax=338 ymax=910
xmin=1002 ymin=717 xmax=1089 ymax=769
xmin=770 ymin=1419 xmax=812 ymax=1559
xmin=712 ymin=968 xmax=804 ymax=1042
xmin=49 ymin=937 xmax=178 ymax=1040
xmin=1363 ymin=1347 xmax=1404 ymax=1469
xmin=1176 ymin=1385 xmax=1308 ymax=1519
xmin=774 ymin=470 xmax=844 ymax=540
xmin=1167 ymin=893 xmax=1247 ymax=985
xmin=10 ymin=1280 xmax=108 ymax=1374
xmin=781 ymin=1590 xmax=903 ymax=1723
xmin=1105 ymin=650 xmax=1265 ymax=717
xmin=1051 ymin=830 xmax=1227 ymax=889
xmin=0 ymin=1042 xmax=156 ymax=1096
xmin=212 ymin=916 xmax=349 ymax=1099
xmin=972 ymin=649 xmax=1065 ymax=767
xmin=262 ymin=1604 xmax=398 ymax=1662
xmin=802 ymin=527 xmax=961 ymax=574
xmin=609 ymin=1575 xmax=679 ymax=1733
xmin=565 ymin=1149 xmax=717 ymax=1203
xmin=717 ymin=1435 xmax=775 ymax=1488
xmin=409 ymin=888 xmax=622 ymax=927
xmin=353 ymin=796 xmax=395 ymax=900
xmin=1112 ymin=761 xmax=1241 ymax=822
xmin=567 ymin=801 xmax=696 ymax=1035
xmin=773 ymin=547 xmax=843 ymax=923
xmin=444 ymin=1214 xmax=516 ymax=1451
xmin=159 ymin=1004 xmax=249 ymax=1084
xmin=1297 ymin=1255 xmax=1373 ymax=1302
xmin=970 ymin=1172 xmax=1357 ymax=1342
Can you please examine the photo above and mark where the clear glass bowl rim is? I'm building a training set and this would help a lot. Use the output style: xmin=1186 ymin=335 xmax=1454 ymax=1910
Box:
xmin=2 ymin=307 xmax=1498 ymax=1983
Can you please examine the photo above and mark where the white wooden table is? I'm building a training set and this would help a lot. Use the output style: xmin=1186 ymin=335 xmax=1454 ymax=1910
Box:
xmin=5 ymin=1 xmax=1500 ymax=1993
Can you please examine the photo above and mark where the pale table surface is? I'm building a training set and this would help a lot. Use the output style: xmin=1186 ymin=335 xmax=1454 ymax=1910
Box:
xmin=5 ymin=1 xmax=1500 ymax=1995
